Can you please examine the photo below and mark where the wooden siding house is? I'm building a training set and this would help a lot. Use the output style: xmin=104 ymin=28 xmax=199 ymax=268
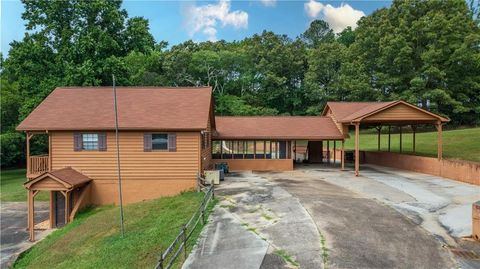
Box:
xmin=17 ymin=87 xmax=449 ymax=241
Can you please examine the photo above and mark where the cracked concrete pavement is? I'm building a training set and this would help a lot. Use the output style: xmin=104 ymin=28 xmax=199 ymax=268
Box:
xmin=184 ymin=164 xmax=478 ymax=268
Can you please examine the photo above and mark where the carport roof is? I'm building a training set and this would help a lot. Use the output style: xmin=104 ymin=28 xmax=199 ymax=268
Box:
xmin=213 ymin=116 xmax=344 ymax=140
xmin=323 ymin=101 xmax=449 ymax=124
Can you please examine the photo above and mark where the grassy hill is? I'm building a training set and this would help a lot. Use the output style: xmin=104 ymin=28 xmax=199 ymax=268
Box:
xmin=1 ymin=169 xmax=48 ymax=201
xmin=14 ymin=191 xmax=216 ymax=269
xmin=344 ymin=127 xmax=480 ymax=162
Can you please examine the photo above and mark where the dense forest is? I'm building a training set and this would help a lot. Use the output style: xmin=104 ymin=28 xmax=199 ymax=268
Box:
xmin=1 ymin=0 xmax=479 ymax=167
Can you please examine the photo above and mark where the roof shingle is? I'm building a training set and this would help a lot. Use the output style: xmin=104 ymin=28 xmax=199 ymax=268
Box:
xmin=17 ymin=87 xmax=213 ymax=131
xmin=214 ymin=116 xmax=343 ymax=140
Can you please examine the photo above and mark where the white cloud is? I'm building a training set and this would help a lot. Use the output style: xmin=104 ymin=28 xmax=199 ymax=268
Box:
xmin=304 ymin=0 xmax=365 ymax=33
xmin=184 ymin=0 xmax=248 ymax=41
xmin=260 ymin=0 xmax=277 ymax=7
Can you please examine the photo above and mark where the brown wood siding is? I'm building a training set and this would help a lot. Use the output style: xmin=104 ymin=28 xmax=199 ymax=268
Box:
xmin=51 ymin=131 xmax=200 ymax=181
xmin=30 ymin=177 xmax=65 ymax=190
xmin=201 ymin=117 xmax=212 ymax=171
xmin=363 ymin=103 xmax=436 ymax=122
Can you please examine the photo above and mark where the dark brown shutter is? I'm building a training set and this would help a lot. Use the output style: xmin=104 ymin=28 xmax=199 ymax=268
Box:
xmin=74 ymin=133 xmax=82 ymax=151
xmin=98 ymin=133 xmax=107 ymax=151
xmin=144 ymin=133 xmax=152 ymax=152
xmin=168 ymin=133 xmax=176 ymax=152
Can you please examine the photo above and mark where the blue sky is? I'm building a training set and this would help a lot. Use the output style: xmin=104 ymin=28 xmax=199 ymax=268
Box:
xmin=1 ymin=0 xmax=392 ymax=55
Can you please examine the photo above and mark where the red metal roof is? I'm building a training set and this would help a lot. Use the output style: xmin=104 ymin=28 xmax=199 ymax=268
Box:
xmin=214 ymin=116 xmax=344 ymax=140
xmin=17 ymin=87 xmax=213 ymax=131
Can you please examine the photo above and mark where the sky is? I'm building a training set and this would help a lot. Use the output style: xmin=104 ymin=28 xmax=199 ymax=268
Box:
xmin=1 ymin=0 xmax=392 ymax=55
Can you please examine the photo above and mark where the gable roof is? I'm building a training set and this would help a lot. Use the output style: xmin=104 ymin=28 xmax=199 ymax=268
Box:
xmin=24 ymin=167 xmax=91 ymax=190
xmin=214 ymin=116 xmax=344 ymax=140
xmin=17 ymin=87 xmax=213 ymax=131
xmin=323 ymin=101 xmax=449 ymax=123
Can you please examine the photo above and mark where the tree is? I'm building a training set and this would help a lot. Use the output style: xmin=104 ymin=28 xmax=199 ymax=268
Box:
xmin=301 ymin=20 xmax=335 ymax=47
xmin=336 ymin=27 xmax=355 ymax=47
xmin=350 ymin=0 xmax=480 ymax=123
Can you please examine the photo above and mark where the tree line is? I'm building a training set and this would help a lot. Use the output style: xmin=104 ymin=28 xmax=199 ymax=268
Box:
xmin=1 ymin=0 xmax=479 ymax=167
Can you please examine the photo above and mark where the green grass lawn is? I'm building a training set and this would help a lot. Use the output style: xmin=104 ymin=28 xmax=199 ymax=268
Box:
xmin=1 ymin=169 xmax=48 ymax=202
xmin=14 ymin=191 xmax=216 ymax=269
xmin=344 ymin=127 xmax=480 ymax=162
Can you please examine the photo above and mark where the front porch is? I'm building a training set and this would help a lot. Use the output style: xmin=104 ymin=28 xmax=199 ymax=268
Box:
xmin=25 ymin=132 xmax=51 ymax=179
xmin=211 ymin=139 xmax=346 ymax=171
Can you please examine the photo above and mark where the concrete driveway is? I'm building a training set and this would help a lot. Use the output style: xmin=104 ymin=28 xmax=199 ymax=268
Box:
xmin=1 ymin=202 xmax=50 ymax=268
xmin=185 ymin=165 xmax=479 ymax=269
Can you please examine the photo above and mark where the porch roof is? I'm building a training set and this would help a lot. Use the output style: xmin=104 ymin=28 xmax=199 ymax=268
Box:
xmin=213 ymin=116 xmax=344 ymax=140
xmin=24 ymin=167 xmax=91 ymax=190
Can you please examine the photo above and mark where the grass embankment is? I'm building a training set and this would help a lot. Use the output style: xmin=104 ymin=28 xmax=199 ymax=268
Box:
xmin=344 ymin=127 xmax=480 ymax=162
xmin=1 ymin=169 xmax=48 ymax=201
xmin=14 ymin=191 xmax=216 ymax=269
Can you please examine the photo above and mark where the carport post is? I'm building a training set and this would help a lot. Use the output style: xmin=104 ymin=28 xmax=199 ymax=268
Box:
xmin=376 ymin=126 xmax=381 ymax=151
xmin=333 ymin=141 xmax=336 ymax=166
xmin=436 ymin=122 xmax=443 ymax=160
xmin=341 ymin=140 xmax=345 ymax=170
xmin=388 ymin=126 xmax=391 ymax=152
xmin=412 ymin=125 xmax=416 ymax=153
xmin=354 ymin=123 xmax=360 ymax=176
xmin=399 ymin=126 xmax=403 ymax=153
xmin=327 ymin=141 xmax=330 ymax=164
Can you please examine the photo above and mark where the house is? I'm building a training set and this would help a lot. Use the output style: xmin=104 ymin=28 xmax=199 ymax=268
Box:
xmin=17 ymin=86 xmax=448 ymax=241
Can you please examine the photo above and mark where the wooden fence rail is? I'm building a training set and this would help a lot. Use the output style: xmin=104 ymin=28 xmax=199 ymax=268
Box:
xmin=28 ymin=155 xmax=49 ymax=176
xmin=155 ymin=178 xmax=214 ymax=269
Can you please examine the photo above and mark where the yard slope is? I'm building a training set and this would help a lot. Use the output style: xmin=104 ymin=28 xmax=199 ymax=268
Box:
xmin=1 ymin=169 xmax=48 ymax=202
xmin=344 ymin=127 xmax=480 ymax=162
xmin=13 ymin=191 xmax=215 ymax=269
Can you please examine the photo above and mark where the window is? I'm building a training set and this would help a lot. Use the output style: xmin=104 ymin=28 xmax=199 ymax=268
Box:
xmin=212 ymin=140 xmax=289 ymax=160
xmin=82 ymin=133 xmax=99 ymax=150
xmin=152 ymin=134 xmax=168 ymax=150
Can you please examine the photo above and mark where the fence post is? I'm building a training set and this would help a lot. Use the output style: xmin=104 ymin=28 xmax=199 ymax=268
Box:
xmin=157 ymin=249 xmax=164 ymax=269
xmin=182 ymin=224 xmax=187 ymax=260
xmin=212 ymin=184 xmax=215 ymax=200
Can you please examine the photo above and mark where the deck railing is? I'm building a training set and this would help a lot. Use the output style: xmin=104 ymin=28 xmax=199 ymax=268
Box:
xmin=28 ymin=155 xmax=49 ymax=177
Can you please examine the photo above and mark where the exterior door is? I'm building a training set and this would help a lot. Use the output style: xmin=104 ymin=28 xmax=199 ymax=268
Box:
xmin=308 ymin=141 xmax=323 ymax=163
xmin=54 ymin=191 xmax=65 ymax=227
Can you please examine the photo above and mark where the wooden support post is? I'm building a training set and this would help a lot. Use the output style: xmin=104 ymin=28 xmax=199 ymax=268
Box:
xmin=399 ymin=126 xmax=403 ymax=153
xmin=377 ymin=126 xmax=381 ymax=151
xmin=69 ymin=185 xmax=91 ymax=221
xmin=333 ymin=141 xmax=336 ymax=166
xmin=412 ymin=125 xmax=416 ymax=154
xmin=327 ymin=141 xmax=330 ymax=164
xmin=28 ymin=190 xmax=35 ymax=241
xmin=436 ymin=122 xmax=443 ymax=160
xmin=355 ymin=123 xmax=360 ymax=176
xmin=263 ymin=140 xmax=266 ymax=159
xmin=341 ymin=140 xmax=345 ymax=170
xmin=388 ymin=126 xmax=391 ymax=152
xmin=294 ymin=140 xmax=297 ymax=162
xmin=26 ymin=132 xmax=32 ymax=177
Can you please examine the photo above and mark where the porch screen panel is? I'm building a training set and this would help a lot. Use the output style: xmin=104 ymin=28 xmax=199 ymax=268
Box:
xmin=212 ymin=141 xmax=221 ymax=159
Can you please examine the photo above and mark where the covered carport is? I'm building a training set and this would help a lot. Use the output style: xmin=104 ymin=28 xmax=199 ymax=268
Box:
xmin=322 ymin=101 xmax=450 ymax=176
